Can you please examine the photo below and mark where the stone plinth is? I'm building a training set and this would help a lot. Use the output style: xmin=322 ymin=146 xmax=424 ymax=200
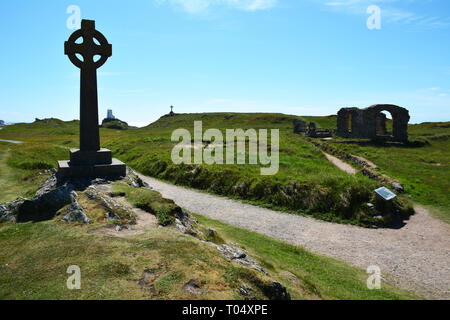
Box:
xmin=70 ymin=148 xmax=112 ymax=165
xmin=57 ymin=157 xmax=126 ymax=179
xmin=58 ymin=148 xmax=126 ymax=178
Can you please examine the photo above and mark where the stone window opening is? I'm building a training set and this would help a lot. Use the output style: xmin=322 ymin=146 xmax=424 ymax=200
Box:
xmin=376 ymin=110 xmax=394 ymax=137
xmin=345 ymin=113 xmax=353 ymax=134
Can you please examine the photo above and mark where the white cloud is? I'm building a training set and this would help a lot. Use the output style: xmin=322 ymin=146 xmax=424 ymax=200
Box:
xmin=155 ymin=0 xmax=277 ymax=14
xmin=317 ymin=0 xmax=450 ymax=28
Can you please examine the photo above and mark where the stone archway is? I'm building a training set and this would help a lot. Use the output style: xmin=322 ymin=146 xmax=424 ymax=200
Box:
xmin=375 ymin=110 xmax=395 ymax=137
xmin=337 ymin=104 xmax=410 ymax=142
xmin=364 ymin=104 xmax=410 ymax=142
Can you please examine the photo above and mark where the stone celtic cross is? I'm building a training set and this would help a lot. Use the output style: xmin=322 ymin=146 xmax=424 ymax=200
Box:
xmin=58 ymin=19 xmax=125 ymax=178
xmin=64 ymin=19 xmax=112 ymax=151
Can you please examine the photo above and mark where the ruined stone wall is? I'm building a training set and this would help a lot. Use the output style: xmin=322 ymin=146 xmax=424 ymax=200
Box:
xmin=336 ymin=104 xmax=409 ymax=142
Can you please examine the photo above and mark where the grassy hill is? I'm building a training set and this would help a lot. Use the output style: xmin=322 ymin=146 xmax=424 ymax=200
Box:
xmin=1 ymin=113 xmax=448 ymax=225
xmin=0 ymin=209 xmax=417 ymax=300
xmin=1 ymin=113 xmax=447 ymax=299
xmin=106 ymin=113 xmax=415 ymax=226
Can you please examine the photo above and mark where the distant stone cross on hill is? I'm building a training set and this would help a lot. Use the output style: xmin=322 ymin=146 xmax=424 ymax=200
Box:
xmin=64 ymin=19 xmax=112 ymax=151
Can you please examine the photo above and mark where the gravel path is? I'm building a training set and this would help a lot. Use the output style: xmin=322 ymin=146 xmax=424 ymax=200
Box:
xmin=323 ymin=152 xmax=356 ymax=174
xmin=137 ymin=173 xmax=449 ymax=299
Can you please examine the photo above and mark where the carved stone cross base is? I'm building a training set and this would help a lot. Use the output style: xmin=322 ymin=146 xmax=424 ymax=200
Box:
xmin=57 ymin=148 xmax=126 ymax=178
xmin=69 ymin=148 xmax=112 ymax=165
xmin=57 ymin=158 xmax=126 ymax=178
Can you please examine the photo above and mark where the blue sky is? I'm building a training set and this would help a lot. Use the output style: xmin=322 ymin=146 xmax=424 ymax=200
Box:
xmin=0 ymin=0 xmax=449 ymax=126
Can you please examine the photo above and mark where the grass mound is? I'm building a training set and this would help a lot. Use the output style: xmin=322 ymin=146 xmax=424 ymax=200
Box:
xmin=112 ymin=184 xmax=180 ymax=226
xmin=0 ymin=212 xmax=419 ymax=299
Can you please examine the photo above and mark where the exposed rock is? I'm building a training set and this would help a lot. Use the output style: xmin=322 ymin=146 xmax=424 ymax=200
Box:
xmin=232 ymin=181 xmax=248 ymax=196
xmin=391 ymin=182 xmax=404 ymax=193
xmin=174 ymin=208 xmax=198 ymax=235
xmin=10 ymin=175 xmax=74 ymax=222
xmin=126 ymin=167 xmax=150 ymax=189
xmin=175 ymin=218 xmax=187 ymax=234
xmin=85 ymin=186 xmax=135 ymax=224
xmin=1 ymin=169 xmax=140 ymax=224
xmin=0 ymin=197 xmax=27 ymax=222
xmin=106 ymin=211 xmax=121 ymax=221
xmin=62 ymin=192 xmax=91 ymax=224
xmin=238 ymin=283 xmax=257 ymax=299
xmin=263 ymin=281 xmax=291 ymax=300
xmin=239 ymin=287 xmax=249 ymax=296
xmin=216 ymin=244 xmax=267 ymax=274
xmin=219 ymin=244 xmax=246 ymax=260
xmin=182 ymin=279 xmax=203 ymax=296
xmin=175 ymin=215 xmax=198 ymax=236
xmin=108 ymin=191 xmax=126 ymax=198
xmin=100 ymin=118 xmax=129 ymax=130
xmin=206 ymin=228 xmax=217 ymax=238
xmin=139 ymin=269 xmax=157 ymax=294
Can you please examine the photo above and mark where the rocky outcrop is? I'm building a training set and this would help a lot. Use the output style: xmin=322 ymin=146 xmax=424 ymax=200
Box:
xmin=125 ymin=167 xmax=150 ymax=189
xmin=12 ymin=175 xmax=74 ymax=222
xmin=0 ymin=198 xmax=26 ymax=222
xmin=182 ymin=279 xmax=203 ymax=296
xmin=61 ymin=191 xmax=91 ymax=224
xmin=101 ymin=118 xmax=129 ymax=130
xmin=263 ymin=281 xmax=291 ymax=300
xmin=0 ymin=168 xmax=141 ymax=224
xmin=216 ymin=244 xmax=267 ymax=274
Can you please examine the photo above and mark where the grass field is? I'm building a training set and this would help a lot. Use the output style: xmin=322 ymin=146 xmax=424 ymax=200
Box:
xmin=0 ymin=213 xmax=418 ymax=300
xmin=1 ymin=113 xmax=445 ymax=299
xmin=1 ymin=114 xmax=447 ymax=225
xmin=318 ymin=122 xmax=449 ymax=223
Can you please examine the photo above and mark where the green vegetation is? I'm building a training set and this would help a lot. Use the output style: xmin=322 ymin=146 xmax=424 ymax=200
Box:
xmin=322 ymin=122 xmax=449 ymax=222
xmin=2 ymin=113 xmax=446 ymax=225
xmin=0 ymin=143 xmax=51 ymax=203
xmin=194 ymin=214 xmax=418 ymax=300
xmin=0 ymin=211 xmax=418 ymax=300
xmin=101 ymin=119 xmax=130 ymax=130
xmin=0 ymin=220 xmax=274 ymax=299
xmin=105 ymin=113 xmax=387 ymax=226
xmin=0 ymin=114 xmax=433 ymax=299
xmin=112 ymin=184 xmax=179 ymax=226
